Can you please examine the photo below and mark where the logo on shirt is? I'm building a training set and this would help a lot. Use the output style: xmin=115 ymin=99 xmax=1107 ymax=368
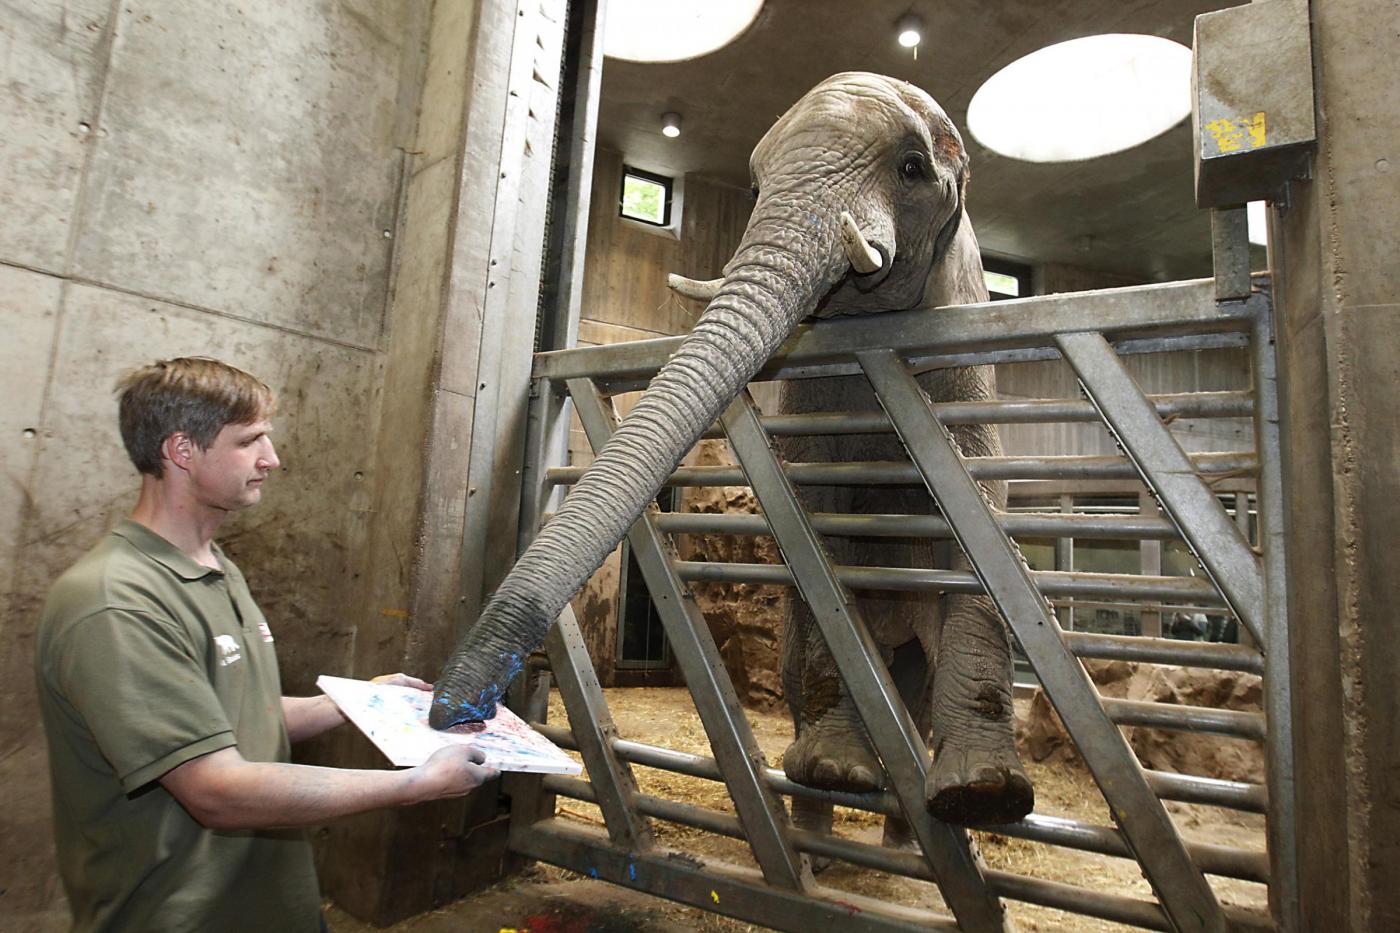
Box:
xmin=257 ymin=621 xmax=275 ymax=644
xmin=213 ymin=634 xmax=243 ymax=667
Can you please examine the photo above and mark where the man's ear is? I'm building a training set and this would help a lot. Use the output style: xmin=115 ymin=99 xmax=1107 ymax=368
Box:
xmin=162 ymin=432 xmax=196 ymax=474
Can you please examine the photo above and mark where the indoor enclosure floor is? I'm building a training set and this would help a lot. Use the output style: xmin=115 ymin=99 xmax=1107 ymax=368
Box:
xmin=327 ymin=686 xmax=1269 ymax=933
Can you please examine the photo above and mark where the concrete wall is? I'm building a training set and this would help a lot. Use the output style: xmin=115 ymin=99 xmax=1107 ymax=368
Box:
xmin=1272 ymin=0 xmax=1400 ymax=929
xmin=0 ymin=0 xmax=432 ymax=926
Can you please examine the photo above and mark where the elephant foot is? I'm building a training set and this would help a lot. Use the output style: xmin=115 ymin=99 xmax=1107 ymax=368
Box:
xmin=926 ymin=744 xmax=1034 ymax=825
xmin=783 ymin=717 xmax=884 ymax=792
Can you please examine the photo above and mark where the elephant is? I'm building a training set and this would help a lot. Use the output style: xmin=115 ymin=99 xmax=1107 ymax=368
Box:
xmin=431 ymin=71 xmax=1034 ymax=827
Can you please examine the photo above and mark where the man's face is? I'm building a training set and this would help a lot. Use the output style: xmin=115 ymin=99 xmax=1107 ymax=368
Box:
xmin=187 ymin=419 xmax=280 ymax=512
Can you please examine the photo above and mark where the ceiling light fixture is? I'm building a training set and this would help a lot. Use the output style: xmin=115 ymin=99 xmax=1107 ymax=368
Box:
xmin=967 ymin=33 xmax=1192 ymax=163
xmin=897 ymin=13 xmax=923 ymax=49
xmin=605 ymin=0 xmax=764 ymax=64
xmin=661 ymin=112 xmax=682 ymax=138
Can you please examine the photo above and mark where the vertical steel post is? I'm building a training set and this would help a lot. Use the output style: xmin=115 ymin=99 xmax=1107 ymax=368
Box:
xmin=1139 ymin=491 xmax=1164 ymax=637
xmin=1250 ymin=310 xmax=1299 ymax=930
xmin=1055 ymin=494 xmax=1075 ymax=630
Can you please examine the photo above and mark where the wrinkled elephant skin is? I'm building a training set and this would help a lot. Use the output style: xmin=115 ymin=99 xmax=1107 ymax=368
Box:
xmin=431 ymin=72 xmax=1033 ymax=827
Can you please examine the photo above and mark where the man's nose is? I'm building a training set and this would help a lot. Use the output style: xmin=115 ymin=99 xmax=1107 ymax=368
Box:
xmin=260 ymin=441 xmax=280 ymax=470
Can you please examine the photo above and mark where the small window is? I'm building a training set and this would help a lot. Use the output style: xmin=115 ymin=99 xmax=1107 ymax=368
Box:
xmin=982 ymin=256 xmax=1033 ymax=300
xmin=620 ymin=166 xmax=672 ymax=227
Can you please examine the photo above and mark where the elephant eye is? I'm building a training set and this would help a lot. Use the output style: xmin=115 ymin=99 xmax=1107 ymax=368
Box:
xmin=750 ymin=185 xmax=760 ymax=200
xmin=900 ymin=152 xmax=927 ymax=181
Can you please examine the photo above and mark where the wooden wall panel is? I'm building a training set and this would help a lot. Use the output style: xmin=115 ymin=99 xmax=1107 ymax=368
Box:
xmin=570 ymin=148 xmax=753 ymax=686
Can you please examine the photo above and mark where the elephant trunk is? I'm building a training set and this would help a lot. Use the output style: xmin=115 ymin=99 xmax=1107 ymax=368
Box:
xmin=430 ymin=202 xmax=851 ymax=727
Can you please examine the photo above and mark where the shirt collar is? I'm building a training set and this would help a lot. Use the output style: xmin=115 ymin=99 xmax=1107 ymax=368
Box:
xmin=112 ymin=519 xmax=225 ymax=581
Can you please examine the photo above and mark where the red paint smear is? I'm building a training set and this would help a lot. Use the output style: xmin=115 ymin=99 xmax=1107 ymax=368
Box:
xmin=519 ymin=911 xmax=590 ymax=933
xmin=832 ymin=898 xmax=863 ymax=915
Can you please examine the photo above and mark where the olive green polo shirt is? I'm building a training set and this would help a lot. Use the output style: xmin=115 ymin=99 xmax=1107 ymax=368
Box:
xmin=35 ymin=519 xmax=320 ymax=933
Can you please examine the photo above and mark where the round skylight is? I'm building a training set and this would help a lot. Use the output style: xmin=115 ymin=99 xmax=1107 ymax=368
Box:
xmin=604 ymin=0 xmax=764 ymax=63
xmin=968 ymin=34 xmax=1193 ymax=163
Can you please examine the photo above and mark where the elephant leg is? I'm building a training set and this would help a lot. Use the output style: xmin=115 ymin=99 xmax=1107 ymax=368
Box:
xmin=781 ymin=596 xmax=884 ymax=792
xmin=925 ymin=584 xmax=1034 ymax=824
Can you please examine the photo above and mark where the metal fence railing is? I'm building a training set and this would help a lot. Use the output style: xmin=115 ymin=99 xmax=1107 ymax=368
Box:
xmin=502 ymin=276 xmax=1291 ymax=933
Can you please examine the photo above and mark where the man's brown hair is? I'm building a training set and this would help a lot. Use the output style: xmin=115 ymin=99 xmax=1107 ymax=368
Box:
xmin=116 ymin=358 xmax=275 ymax=477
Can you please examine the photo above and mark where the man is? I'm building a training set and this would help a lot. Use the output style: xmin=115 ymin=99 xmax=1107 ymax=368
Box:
xmin=35 ymin=358 xmax=496 ymax=933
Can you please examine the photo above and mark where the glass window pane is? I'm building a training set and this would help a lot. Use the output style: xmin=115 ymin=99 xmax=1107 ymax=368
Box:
xmin=622 ymin=172 xmax=668 ymax=225
xmin=984 ymin=270 xmax=1020 ymax=297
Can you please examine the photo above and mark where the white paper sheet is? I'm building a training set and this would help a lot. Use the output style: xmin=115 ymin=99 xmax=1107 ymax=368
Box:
xmin=316 ymin=675 xmax=581 ymax=774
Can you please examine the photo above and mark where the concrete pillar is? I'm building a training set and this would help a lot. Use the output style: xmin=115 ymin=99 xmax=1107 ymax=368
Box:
xmin=1272 ymin=1 xmax=1400 ymax=929
xmin=317 ymin=0 xmax=569 ymax=923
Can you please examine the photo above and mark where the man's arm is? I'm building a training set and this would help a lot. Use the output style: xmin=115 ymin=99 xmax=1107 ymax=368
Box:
xmin=158 ymin=744 xmax=496 ymax=830
xmin=282 ymin=673 xmax=433 ymax=744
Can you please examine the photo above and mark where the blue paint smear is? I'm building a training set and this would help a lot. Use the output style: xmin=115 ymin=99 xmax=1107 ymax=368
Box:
xmin=628 ymin=862 xmax=637 ymax=881
xmin=435 ymin=652 xmax=525 ymax=724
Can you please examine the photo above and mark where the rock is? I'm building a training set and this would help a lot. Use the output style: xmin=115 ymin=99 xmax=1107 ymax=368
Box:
xmin=1015 ymin=659 xmax=1265 ymax=783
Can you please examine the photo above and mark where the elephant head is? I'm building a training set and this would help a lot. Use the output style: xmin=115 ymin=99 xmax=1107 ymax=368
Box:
xmin=431 ymin=72 xmax=975 ymax=728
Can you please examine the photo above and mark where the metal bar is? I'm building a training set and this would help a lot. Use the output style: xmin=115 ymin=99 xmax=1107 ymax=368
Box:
xmin=1250 ymin=309 xmax=1299 ymax=930
xmin=1056 ymin=495 xmax=1075 ymax=630
xmin=1099 ymin=697 xmax=1266 ymax=741
xmin=537 ymin=722 xmax=1272 ymax=874
xmin=535 ymin=279 xmax=1263 ymax=382
xmin=1146 ymin=769 xmax=1269 ymax=813
xmin=1212 ymin=207 xmax=1253 ymax=302
xmin=641 ymin=510 xmax=1183 ymax=541
xmin=993 ymin=870 xmax=1276 ymax=932
xmin=512 ymin=820 xmax=959 ymax=932
xmin=533 ymin=721 xmax=906 ymax=815
xmin=857 ymin=348 xmax=1227 ymax=931
xmin=1056 ymin=331 xmax=1268 ymax=648
xmin=673 ymin=562 xmax=1228 ymax=606
xmin=594 ymin=333 xmax=1256 ymax=395
xmin=718 ymin=391 xmax=1010 ymax=932
xmin=998 ymin=813 xmax=1269 ymax=882
xmin=1139 ymin=491 xmax=1164 ymax=637
xmin=566 ymin=379 xmax=807 ymax=891
xmin=541 ymin=607 xmax=654 ymax=848
xmin=1061 ymin=631 xmax=1265 ymax=674
xmin=694 ymin=391 xmax=1255 ymax=438
xmin=543 ymin=774 xmax=1274 ymax=894
xmin=534 ymin=728 xmax=1271 ymax=879
xmin=987 ymin=870 xmax=1173 ymax=931
xmin=546 ymin=450 xmax=1257 ymax=489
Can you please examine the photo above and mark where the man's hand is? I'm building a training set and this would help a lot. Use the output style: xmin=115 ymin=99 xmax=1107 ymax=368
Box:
xmin=371 ymin=672 xmax=433 ymax=691
xmin=409 ymin=746 xmax=499 ymax=802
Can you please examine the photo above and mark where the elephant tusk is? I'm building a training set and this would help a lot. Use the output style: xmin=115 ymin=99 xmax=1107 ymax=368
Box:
xmin=667 ymin=273 xmax=724 ymax=302
xmin=840 ymin=211 xmax=884 ymax=275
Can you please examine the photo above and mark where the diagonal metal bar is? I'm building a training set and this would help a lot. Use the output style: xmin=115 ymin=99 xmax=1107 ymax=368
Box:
xmin=856 ymin=348 xmax=1226 ymax=933
xmin=1055 ymin=331 xmax=1267 ymax=648
xmin=719 ymin=391 xmax=1010 ymax=933
xmin=542 ymin=605 xmax=654 ymax=849
xmin=567 ymin=378 xmax=807 ymax=891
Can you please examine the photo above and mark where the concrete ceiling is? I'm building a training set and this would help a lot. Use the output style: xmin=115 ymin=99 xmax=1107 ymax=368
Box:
xmin=596 ymin=0 xmax=1247 ymax=283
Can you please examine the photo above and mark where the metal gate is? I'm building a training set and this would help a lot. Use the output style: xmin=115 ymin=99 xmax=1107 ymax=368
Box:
xmin=499 ymin=271 xmax=1292 ymax=932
